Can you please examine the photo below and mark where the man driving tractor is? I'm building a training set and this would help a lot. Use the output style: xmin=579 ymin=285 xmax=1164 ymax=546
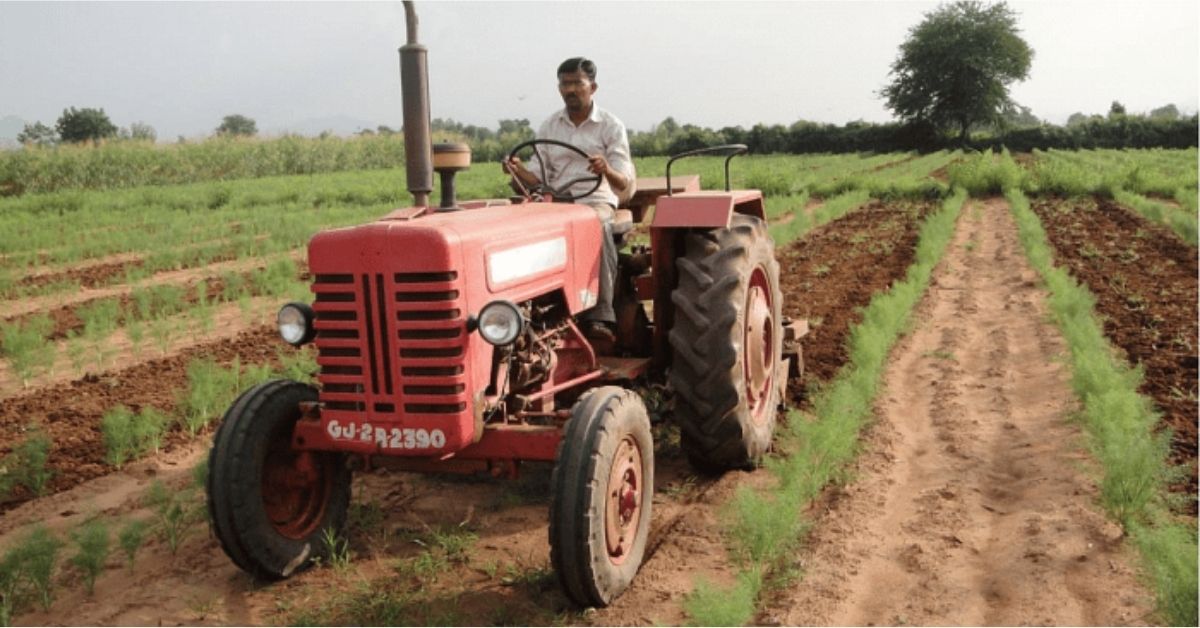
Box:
xmin=504 ymin=57 xmax=635 ymax=343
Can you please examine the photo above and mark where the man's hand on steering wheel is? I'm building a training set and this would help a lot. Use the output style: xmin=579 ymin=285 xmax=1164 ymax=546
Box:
xmin=504 ymin=138 xmax=603 ymax=203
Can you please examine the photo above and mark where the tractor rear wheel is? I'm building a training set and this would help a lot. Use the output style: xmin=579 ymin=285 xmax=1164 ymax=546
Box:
xmin=669 ymin=214 xmax=784 ymax=472
xmin=206 ymin=379 xmax=351 ymax=580
xmin=549 ymin=387 xmax=654 ymax=607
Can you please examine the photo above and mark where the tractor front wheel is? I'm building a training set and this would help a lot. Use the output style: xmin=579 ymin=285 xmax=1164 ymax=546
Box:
xmin=669 ymin=214 xmax=784 ymax=472
xmin=550 ymin=387 xmax=654 ymax=607
xmin=206 ymin=379 xmax=351 ymax=580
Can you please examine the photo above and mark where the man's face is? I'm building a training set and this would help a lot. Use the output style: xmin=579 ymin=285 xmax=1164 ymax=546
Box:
xmin=558 ymin=69 xmax=596 ymax=114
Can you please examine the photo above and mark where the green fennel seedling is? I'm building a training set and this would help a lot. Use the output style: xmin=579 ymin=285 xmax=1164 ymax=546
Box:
xmin=117 ymin=519 xmax=150 ymax=572
xmin=19 ymin=526 xmax=62 ymax=612
xmin=69 ymin=518 xmax=110 ymax=596
xmin=146 ymin=480 xmax=201 ymax=555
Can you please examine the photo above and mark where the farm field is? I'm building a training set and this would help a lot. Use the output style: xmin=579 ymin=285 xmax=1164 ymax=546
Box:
xmin=0 ymin=148 xmax=1195 ymax=625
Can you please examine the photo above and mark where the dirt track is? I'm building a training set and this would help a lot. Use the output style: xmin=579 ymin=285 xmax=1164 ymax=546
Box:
xmin=768 ymin=199 xmax=1155 ymax=625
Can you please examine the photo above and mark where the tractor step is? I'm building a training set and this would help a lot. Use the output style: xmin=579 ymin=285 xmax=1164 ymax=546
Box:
xmin=598 ymin=356 xmax=653 ymax=381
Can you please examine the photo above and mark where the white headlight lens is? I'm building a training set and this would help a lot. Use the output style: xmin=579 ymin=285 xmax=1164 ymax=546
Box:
xmin=277 ymin=303 xmax=313 ymax=346
xmin=478 ymin=301 xmax=523 ymax=346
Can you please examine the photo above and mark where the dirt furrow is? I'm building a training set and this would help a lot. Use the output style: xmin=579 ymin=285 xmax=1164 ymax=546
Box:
xmin=773 ymin=198 xmax=1155 ymax=626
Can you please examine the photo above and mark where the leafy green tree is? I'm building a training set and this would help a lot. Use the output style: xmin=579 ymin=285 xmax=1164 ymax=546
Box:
xmin=1149 ymin=104 xmax=1179 ymax=120
xmin=1000 ymin=103 xmax=1040 ymax=128
xmin=1109 ymin=101 xmax=1127 ymax=117
xmin=215 ymin=114 xmax=257 ymax=137
xmin=55 ymin=107 xmax=118 ymax=144
xmin=882 ymin=0 xmax=1034 ymax=144
xmin=129 ymin=121 xmax=156 ymax=141
xmin=16 ymin=122 xmax=57 ymax=147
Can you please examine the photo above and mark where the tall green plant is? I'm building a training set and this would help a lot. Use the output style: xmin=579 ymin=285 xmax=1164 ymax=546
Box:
xmin=0 ymin=430 xmax=53 ymax=499
xmin=178 ymin=359 xmax=239 ymax=436
xmin=117 ymin=519 xmax=150 ymax=572
xmin=101 ymin=406 xmax=168 ymax=468
xmin=69 ymin=518 xmax=110 ymax=595
xmin=0 ymin=315 xmax=55 ymax=386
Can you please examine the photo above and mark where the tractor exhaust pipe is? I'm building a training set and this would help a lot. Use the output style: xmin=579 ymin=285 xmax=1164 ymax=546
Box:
xmin=400 ymin=0 xmax=432 ymax=207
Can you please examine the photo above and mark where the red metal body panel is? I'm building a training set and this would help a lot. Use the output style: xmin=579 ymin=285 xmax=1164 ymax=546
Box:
xmin=651 ymin=190 xmax=766 ymax=228
xmin=303 ymin=202 xmax=603 ymax=458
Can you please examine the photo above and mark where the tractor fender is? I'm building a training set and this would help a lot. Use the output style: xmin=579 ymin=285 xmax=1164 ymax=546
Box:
xmin=650 ymin=190 xmax=766 ymax=229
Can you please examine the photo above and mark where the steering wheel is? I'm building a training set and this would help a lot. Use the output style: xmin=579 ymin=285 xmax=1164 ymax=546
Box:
xmin=505 ymin=138 xmax=603 ymax=202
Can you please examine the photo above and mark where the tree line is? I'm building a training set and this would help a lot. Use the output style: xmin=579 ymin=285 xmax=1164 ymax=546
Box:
xmin=17 ymin=110 xmax=258 ymax=147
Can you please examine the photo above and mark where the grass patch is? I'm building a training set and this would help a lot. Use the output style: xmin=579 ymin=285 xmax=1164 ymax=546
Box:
xmin=1007 ymin=188 xmax=1196 ymax=625
xmin=685 ymin=189 xmax=966 ymax=625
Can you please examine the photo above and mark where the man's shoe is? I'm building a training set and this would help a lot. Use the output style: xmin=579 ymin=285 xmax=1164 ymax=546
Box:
xmin=582 ymin=321 xmax=616 ymax=344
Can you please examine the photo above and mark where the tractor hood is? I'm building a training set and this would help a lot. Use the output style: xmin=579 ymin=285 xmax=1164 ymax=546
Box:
xmin=308 ymin=202 xmax=604 ymax=313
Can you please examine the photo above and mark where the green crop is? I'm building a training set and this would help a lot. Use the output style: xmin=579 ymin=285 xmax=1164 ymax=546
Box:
xmin=101 ymin=405 xmax=168 ymax=468
xmin=117 ymin=519 xmax=150 ymax=572
xmin=145 ymin=480 xmax=203 ymax=555
xmin=69 ymin=518 xmax=110 ymax=595
xmin=0 ymin=315 xmax=54 ymax=386
xmin=0 ymin=429 xmax=53 ymax=499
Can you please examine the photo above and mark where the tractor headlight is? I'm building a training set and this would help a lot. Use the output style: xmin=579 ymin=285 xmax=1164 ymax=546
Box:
xmin=277 ymin=302 xmax=316 ymax=346
xmin=477 ymin=300 xmax=524 ymax=346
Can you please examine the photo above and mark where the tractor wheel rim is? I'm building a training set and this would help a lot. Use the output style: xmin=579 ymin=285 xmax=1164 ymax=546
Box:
xmin=262 ymin=448 xmax=331 ymax=540
xmin=605 ymin=436 xmax=643 ymax=565
xmin=744 ymin=266 xmax=775 ymax=425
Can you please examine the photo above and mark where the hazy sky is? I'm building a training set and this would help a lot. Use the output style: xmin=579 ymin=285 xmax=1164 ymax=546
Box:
xmin=1 ymin=0 xmax=1196 ymax=140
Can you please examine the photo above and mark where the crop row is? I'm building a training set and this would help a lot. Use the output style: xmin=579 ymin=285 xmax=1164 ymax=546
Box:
xmin=0 ymin=463 xmax=211 ymax=625
xmin=948 ymin=149 xmax=1197 ymax=246
xmin=0 ymin=134 xmax=409 ymax=195
xmin=0 ymin=258 xmax=304 ymax=390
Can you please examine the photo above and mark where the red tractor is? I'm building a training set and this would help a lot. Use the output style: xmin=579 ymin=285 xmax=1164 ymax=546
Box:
xmin=205 ymin=3 xmax=805 ymax=607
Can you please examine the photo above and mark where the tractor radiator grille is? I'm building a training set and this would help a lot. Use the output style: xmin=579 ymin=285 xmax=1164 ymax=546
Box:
xmin=312 ymin=271 xmax=468 ymax=416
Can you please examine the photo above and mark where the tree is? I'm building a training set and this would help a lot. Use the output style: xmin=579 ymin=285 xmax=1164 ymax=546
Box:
xmin=129 ymin=121 xmax=157 ymax=142
xmin=1066 ymin=112 xmax=1088 ymax=127
xmin=1149 ymin=104 xmax=1179 ymax=120
xmin=215 ymin=114 xmax=257 ymax=137
xmin=882 ymin=1 xmax=1033 ymax=144
xmin=1000 ymin=103 xmax=1040 ymax=128
xmin=1109 ymin=101 xmax=1126 ymax=117
xmin=16 ymin=122 xmax=57 ymax=147
xmin=56 ymin=107 xmax=118 ymax=143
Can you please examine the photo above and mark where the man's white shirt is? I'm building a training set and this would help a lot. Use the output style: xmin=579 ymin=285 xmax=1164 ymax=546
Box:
xmin=526 ymin=103 xmax=635 ymax=207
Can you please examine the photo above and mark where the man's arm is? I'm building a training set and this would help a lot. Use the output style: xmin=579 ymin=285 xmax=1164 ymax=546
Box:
xmin=590 ymin=117 xmax=635 ymax=196
xmin=586 ymin=155 xmax=629 ymax=194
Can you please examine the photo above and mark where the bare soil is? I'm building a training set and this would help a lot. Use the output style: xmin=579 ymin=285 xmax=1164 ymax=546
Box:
xmin=779 ymin=199 xmax=933 ymax=385
xmin=766 ymin=198 xmax=1156 ymax=625
xmin=1031 ymin=196 xmax=1198 ymax=503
